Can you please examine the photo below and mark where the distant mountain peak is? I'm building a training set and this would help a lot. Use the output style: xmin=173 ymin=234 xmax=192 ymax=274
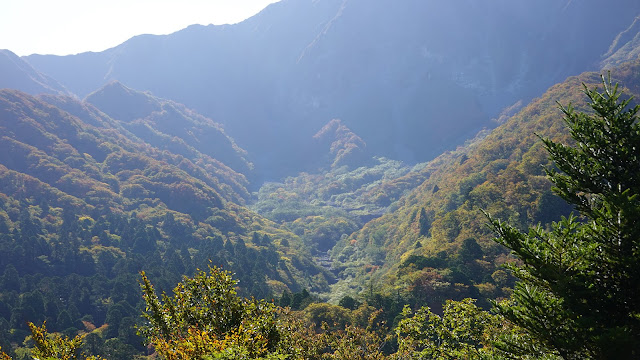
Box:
xmin=85 ymin=80 xmax=161 ymax=122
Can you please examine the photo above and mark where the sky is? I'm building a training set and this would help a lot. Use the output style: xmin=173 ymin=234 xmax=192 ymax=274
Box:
xmin=0 ymin=0 xmax=281 ymax=56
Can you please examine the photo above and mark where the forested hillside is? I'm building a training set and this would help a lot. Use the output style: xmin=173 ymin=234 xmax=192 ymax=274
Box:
xmin=2 ymin=1 xmax=640 ymax=358
xmin=0 ymin=89 xmax=330 ymax=358
xmin=84 ymin=81 xmax=253 ymax=178
xmin=328 ymin=62 xmax=640 ymax=312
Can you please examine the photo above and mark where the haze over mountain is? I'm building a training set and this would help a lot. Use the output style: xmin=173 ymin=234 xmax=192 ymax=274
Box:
xmin=21 ymin=0 xmax=640 ymax=181
xmin=2 ymin=1 xmax=640 ymax=357
xmin=0 ymin=50 xmax=71 ymax=97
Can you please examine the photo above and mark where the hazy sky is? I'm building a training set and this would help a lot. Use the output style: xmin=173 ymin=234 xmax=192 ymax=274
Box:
xmin=0 ymin=0 xmax=281 ymax=56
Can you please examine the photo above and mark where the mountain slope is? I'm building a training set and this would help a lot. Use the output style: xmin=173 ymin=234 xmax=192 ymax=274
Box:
xmin=0 ymin=89 xmax=331 ymax=352
xmin=0 ymin=49 xmax=71 ymax=96
xmin=329 ymin=60 xmax=640 ymax=307
xmin=603 ymin=16 xmax=640 ymax=68
xmin=84 ymin=81 xmax=253 ymax=182
xmin=24 ymin=0 xmax=640 ymax=180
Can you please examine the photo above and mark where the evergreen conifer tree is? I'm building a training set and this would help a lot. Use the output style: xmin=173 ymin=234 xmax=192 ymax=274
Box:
xmin=488 ymin=74 xmax=640 ymax=359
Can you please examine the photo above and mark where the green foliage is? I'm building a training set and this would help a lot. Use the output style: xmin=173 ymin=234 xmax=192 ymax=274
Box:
xmin=329 ymin=70 xmax=611 ymax=309
xmin=395 ymin=299 xmax=498 ymax=359
xmin=320 ymin=323 xmax=390 ymax=360
xmin=313 ymin=119 xmax=368 ymax=169
xmin=5 ymin=28 xmax=640 ymax=360
xmin=27 ymin=322 xmax=103 ymax=360
xmin=138 ymin=266 xmax=393 ymax=359
xmin=489 ymin=74 xmax=640 ymax=358
xmin=304 ymin=303 xmax=352 ymax=330
xmin=253 ymin=157 xmax=426 ymax=252
xmin=338 ymin=295 xmax=360 ymax=310
xmin=139 ymin=266 xmax=281 ymax=359
xmin=140 ymin=266 xmax=244 ymax=340
xmin=0 ymin=89 xmax=329 ymax=356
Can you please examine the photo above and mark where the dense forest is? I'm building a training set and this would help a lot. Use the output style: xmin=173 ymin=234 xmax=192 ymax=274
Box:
xmin=1 ymin=65 xmax=639 ymax=358
xmin=2 ymin=1 xmax=640 ymax=359
xmin=0 ymin=88 xmax=332 ymax=358
xmin=4 ymin=75 xmax=640 ymax=357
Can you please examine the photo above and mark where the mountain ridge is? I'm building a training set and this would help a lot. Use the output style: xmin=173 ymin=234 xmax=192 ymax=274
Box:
xmin=84 ymin=81 xmax=254 ymax=181
xmin=3 ymin=2 xmax=640 ymax=356
xmin=0 ymin=49 xmax=72 ymax=96
xmin=23 ymin=0 xmax=640 ymax=181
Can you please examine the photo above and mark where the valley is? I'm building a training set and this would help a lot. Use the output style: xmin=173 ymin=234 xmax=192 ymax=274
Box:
xmin=1 ymin=0 xmax=640 ymax=358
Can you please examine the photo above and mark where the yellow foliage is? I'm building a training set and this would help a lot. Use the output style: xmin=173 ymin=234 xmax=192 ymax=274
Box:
xmin=26 ymin=322 xmax=105 ymax=360
xmin=0 ymin=347 xmax=10 ymax=360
